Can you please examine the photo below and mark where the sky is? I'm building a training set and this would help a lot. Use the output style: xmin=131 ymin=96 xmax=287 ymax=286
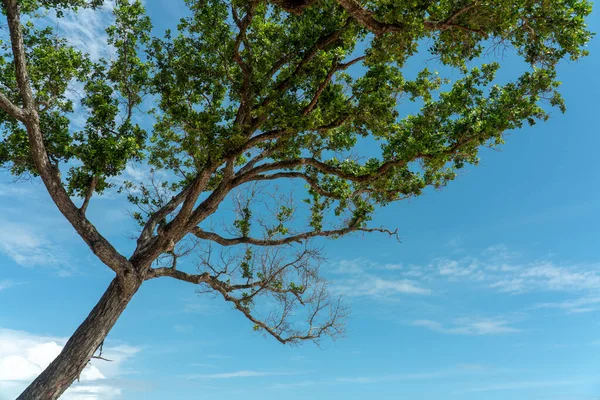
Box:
xmin=1 ymin=1 xmax=600 ymax=399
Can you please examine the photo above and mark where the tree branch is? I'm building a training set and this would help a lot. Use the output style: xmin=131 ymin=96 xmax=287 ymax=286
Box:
xmin=3 ymin=0 xmax=35 ymax=109
xmin=250 ymin=20 xmax=351 ymax=131
xmin=192 ymin=222 xmax=379 ymax=247
xmin=232 ymin=2 xmax=258 ymax=127
xmin=3 ymin=0 xmax=132 ymax=277
xmin=79 ymin=176 xmax=98 ymax=215
xmin=333 ymin=0 xmax=486 ymax=37
xmin=303 ymin=55 xmax=365 ymax=116
xmin=235 ymin=135 xmax=478 ymax=185
xmin=0 ymin=91 xmax=25 ymax=120
xmin=145 ymin=267 xmax=210 ymax=283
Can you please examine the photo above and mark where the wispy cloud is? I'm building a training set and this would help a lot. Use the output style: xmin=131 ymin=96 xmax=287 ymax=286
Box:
xmin=206 ymin=354 xmax=233 ymax=360
xmin=50 ymin=2 xmax=115 ymax=61
xmin=0 ymin=220 xmax=72 ymax=273
xmin=490 ymin=263 xmax=600 ymax=293
xmin=411 ymin=317 xmax=521 ymax=335
xmin=0 ymin=280 xmax=14 ymax=291
xmin=0 ymin=327 xmax=140 ymax=400
xmin=174 ymin=324 xmax=193 ymax=334
xmin=0 ymin=184 xmax=36 ymax=198
xmin=330 ymin=259 xmax=431 ymax=299
xmin=465 ymin=378 xmax=589 ymax=392
xmin=387 ymin=245 xmax=600 ymax=297
xmin=270 ymin=369 xmax=456 ymax=389
xmin=185 ymin=370 xmax=297 ymax=380
xmin=534 ymin=296 xmax=600 ymax=314
xmin=190 ymin=363 xmax=216 ymax=368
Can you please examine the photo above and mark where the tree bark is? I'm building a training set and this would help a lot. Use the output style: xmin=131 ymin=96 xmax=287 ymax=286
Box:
xmin=17 ymin=275 xmax=142 ymax=400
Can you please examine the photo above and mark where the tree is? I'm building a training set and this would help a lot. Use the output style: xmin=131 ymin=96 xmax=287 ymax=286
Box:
xmin=0 ymin=0 xmax=592 ymax=398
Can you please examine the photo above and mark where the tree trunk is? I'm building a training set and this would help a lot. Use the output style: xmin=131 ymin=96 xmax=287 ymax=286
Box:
xmin=17 ymin=275 xmax=141 ymax=400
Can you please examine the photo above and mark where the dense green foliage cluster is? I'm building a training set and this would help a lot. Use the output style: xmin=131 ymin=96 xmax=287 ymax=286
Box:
xmin=1 ymin=0 xmax=592 ymax=234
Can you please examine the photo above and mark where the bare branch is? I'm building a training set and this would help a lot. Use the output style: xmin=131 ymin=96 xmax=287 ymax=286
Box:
xmin=90 ymin=356 xmax=113 ymax=362
xmin=145 ymin=267 xmax=210 ymax=283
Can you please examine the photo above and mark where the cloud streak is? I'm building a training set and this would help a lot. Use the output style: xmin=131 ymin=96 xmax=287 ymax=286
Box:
xmin=411 ymin=317 xmax=521 ymax=335
xmin=185 ymin=370 xmax=297 ymax=380
xmin=0 ymin=220 xmax=72 ymax=273
xmin=270 ymin=369 xmax=458 ymax=389
xmin=330 ymin=259 xmax=431 ymax=299
xmin=465 ymin=378 xmax=589 ymax=392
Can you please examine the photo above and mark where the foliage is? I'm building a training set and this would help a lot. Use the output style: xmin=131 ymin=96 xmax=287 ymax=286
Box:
xmin=0 ymin=0 xmax=593 ymax=346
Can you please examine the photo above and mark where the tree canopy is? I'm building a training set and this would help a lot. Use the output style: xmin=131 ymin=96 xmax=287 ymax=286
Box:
xmin=0 ymin=0 xmax=592 ymax=398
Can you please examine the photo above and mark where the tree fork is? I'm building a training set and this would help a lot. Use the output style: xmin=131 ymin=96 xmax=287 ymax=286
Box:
xmin=16 ymin=274 xmax=142 ymax=400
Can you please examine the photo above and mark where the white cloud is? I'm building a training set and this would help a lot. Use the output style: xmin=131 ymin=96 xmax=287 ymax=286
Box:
xmin=411 ymin=317 xmax=520 ymax=335
xmin=0 ymin=220 xmax=72 ymax=272
xmin=0 ymin=328 xmax=140 ymax=400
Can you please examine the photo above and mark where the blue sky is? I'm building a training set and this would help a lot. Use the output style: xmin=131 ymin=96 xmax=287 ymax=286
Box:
xmin=1 ymin=1 xmax=600 ymax=399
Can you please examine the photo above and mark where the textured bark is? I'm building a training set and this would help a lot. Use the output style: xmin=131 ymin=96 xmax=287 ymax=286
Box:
xmin=17 ymin=276 xmax=141 ymax=400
